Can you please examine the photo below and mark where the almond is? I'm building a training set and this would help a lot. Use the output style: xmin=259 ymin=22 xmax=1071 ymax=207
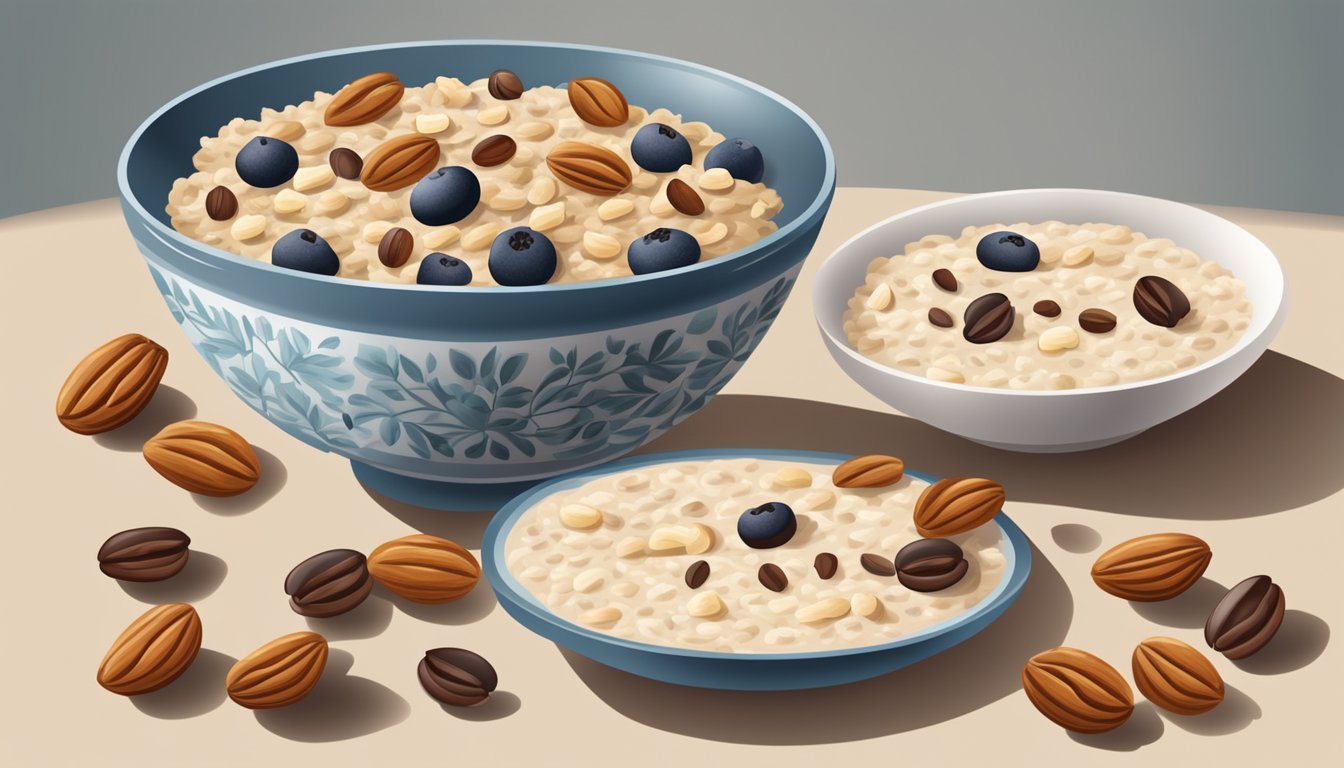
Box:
xmin=367 ymin=534 xmax=480 ymax=603
xmin=56 ymin=333 xmax=168 ymax=435
xmin=1132 ymin=636 xmax=1224 ymax=715
xmin=567 ymin=77 xmax=629 ymax=127
xmin=546 ymin=142 xmax=632 ymax=196
xmin=666 ymin=178 xmax=705 ymax=216
xmin=1090 ymin=533 xmax=1211 ymax=601
xmin=360 ymin=134 xmax=441 ymax=192
xmin=226 ymin=631 xmax=328 ymax=709
xmin=913 ymin=477 xmax=1005 ymax=537
xmin=1021 ymin=647 xmax=1134 ymax=733
xmin=832 ymin=454 xmax=905 ymax=488
xmin=142 ymin=420 xmax=261 ymax=496
xmin=97 ymin=603 xmax=202 ymax=696
xmin=324 ymin=72 xmax=404 ymax=126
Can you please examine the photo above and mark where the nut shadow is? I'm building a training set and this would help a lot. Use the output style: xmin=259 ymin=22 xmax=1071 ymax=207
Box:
xmin=438 ymin=690 xmax=522 ymax=721
xmin=643 ymin=352 xmax=1344 ymax=519
xmin=559 ymin=542 xmax=1070 ymax=744
xmin=303 ymin=593 xmax=395 ymax=641
xmin=1066 ymin=702 xmax=1164 ymax=751
xmin=1156 ymin=684 xmax=1260 ymax=736
xmin=360 ymin=485 xmax=493 ymax=550
xmin=193 ymin=446 xmax=287 ymax=516
xmin=117 ymin=550 xmax=228 ymax=604
xmin=254 ymin=649 xmax=409 ymax=742
xmin=1232 ymin=609 xmax=1330 ymax=674
xmin=380 ymin=582 xmax=498 ymax=626
xmin=1128 ymin=577 xmax=1228 ymax=629
xmin=91 ymin=385 xmax=197 ymax=452
xmin=1050 ymin=523 xmax=1103 ymax=554
xmin=129 ymin=648 xmax=235 ymax=719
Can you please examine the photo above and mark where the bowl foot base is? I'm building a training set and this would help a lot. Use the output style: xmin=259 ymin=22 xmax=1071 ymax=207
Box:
xmin=966 ymin=429 xmax=1147 ymax=453
xmin=351 ymin=461 xmax=542 ymax=512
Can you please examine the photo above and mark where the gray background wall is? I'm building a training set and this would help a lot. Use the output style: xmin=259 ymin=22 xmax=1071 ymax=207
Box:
xmin=2 ymin=0 xmax=1340 ymax=218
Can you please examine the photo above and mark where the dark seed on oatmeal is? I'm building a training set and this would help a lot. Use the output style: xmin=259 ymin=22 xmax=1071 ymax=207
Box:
xmin=487 ymin=69 xmax=524 ymax=100
xmin=928 ymin=307 xmax=954 ymax=328
xmin=666 ymin=178 xmax=705 ymax=216
xmin=932 ymin=268 xmax=958 ymax=292
xmin=860 ymin=553 xmax=896 ymax=577
xmin=758 ymin=563 xmax=788 ymax=592
xmin=1033 ymin=299 xmax=1062 ymax=318
xmin=685 ymin=559 xmax=710 ymax=589
xmin=1079 ymin=307 xmax=1118 ymax=334
xmin=814 ymin=552 xmax=838 ymax=580
xmin=328 ymin=147 xmax=364 ymax=180
xmin=205 ymin=186 xmax=238 ymax=221
xmin=963 ymin=293 xmax=1015 ymax=344
xmin=1134 ymin=275 xmax=1191 ymax=328
xmin=472 ymin=135 xmax=517 ymax=167
xmin=377 ymin=226 xmax=414 ymax=268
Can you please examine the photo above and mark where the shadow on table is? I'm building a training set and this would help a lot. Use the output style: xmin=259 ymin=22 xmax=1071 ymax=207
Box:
xmin=1157 ymin=684 xmax=1261 ymax=736
xmin=92 ymin=385 xmax=197 ymax=452
xmin=1233 ymin=610 xmax=1331 ymax=675
xmin=379 ymin=581 xmax=498 ymax=626
xmin=255 ymin=649 xmax=409 ymax=742
xmin=193 ymin=446 xmax=287 ymax=515
xmin=130 ymin=648 xmax=235 ymax=719
xmin=118 ymin=550 xmax=228 ymax=604
xmin=305 ymin=593 xmax=396 ymax=641
xmin=641 ymin=351 xmax=1344 ymax=520
xmin=361 ymin=485 xmax=494 ymax=550
xmin=439 ymin=690 xmax=522 ymax=721
xmin=1068 ymin=703 xmax=1165 ymax=751
xmin=560 ymin=542 xmax=1070 ymax=745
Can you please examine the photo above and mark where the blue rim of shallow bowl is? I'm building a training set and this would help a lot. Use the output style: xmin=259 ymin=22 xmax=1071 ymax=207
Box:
xmin=483 ymin=448 xmax=1031 ymax=663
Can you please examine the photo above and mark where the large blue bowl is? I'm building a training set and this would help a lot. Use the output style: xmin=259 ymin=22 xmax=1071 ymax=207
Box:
xmin=117 ymin=41 xmax=835 ymax=509
xmin=484 ymin=448 xmax=1032 ymax=690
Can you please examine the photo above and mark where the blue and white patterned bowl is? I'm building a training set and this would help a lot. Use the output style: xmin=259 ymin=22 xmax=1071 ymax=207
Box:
xmin=117 ymin=42 xmax=835 ymax=508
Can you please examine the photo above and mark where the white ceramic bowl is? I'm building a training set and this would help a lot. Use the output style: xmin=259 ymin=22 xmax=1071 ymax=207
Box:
xmin=813 ymin=189 xmax=1287 ymax=452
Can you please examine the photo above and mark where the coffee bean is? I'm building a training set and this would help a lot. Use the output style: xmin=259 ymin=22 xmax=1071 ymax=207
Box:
xmin=1133 ymin=275 xmax=1191 ymax=327
xmin=1033 ymin=299 xmax=1061 ymax=318
xmin=758 ymin=563 xmax=788 ymax=592
xmin=418 ymin=647 xmax=497 ymax=706
xmin=97 ymin=527 xmax=190 ymax=582
xmin=814 ymin=552 xmax=838 ymax=580
xmin=472 ymin=135 xmax=517 ymax=167
xmin=488 ymin=69 xmax=524 ymax=100
xmin=378 ymin=226 xmax=414 ymax=268
xmin=932 ymin=268 xmax=958 ymax=292
xmin=963 ymin=293 xmax=1015 ymax=344
xmin=860 ymin=553 xmax=896 ymax=577
xmin=328 ymin=147 xmax=363 ymax=180
xmin=895 ymin=538 xmax=969 ymax=592
xmin=1205 ymin=575 xmax=1285 ymax=659
xmin=685 ymin=559 xmax=710 ymax=589
xmin=1079 ymin=307 xmax=1118 ymax=333
xmin=285 ymin=549 xmax=373 ymax=618
xmin=205 ymin=186 xmax=238 ymax=221
xmin=928 ymin=307 xmax=954 ymax=328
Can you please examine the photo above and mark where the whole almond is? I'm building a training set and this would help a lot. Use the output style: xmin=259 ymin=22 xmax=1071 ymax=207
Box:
xmin=472 ymin=135 xmax=517 ymax=167
xmin=361 ymin=134 xmax=441 ymax=192
xmin=56 ymin=333 xmax=168 ymax=435
xmin=913 ymin=477 xmax=1005 ymax=537
xmin=378 ymin=226 xmax=414 ymax=268
xmin=567 ymin=77 xmax=629 ymax=127
xmin=1090 ymin=533 xmax=1211 ymax=601
xmin=368 ymin=534 xmax=480 ymax=603
xmin=1132 ymin=636 xmax=1224 ymax=715
xmin=1022 ymin=647 xmax=1134 ymax=733
xmin=226 ymin=631 xmax=328 ymax=709
xmin=833 ymin=454 xmax=905 ymax=488
xmin=97 ymin=603 xmax=202 ymax=696
xmin=324 ymin=72 xmax=404 ymax=126
xmin=666 ymin=178 xmax=705 ymax=216
xmin=205 ymin=186 xmax=238 ymax=220
xmin=546 ymin=142 xmax=632 ymax=196
xmin=142 ymin=420 xmax=261 ymax=496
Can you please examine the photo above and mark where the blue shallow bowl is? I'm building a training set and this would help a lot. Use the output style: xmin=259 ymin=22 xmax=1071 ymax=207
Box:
xmin=484 ymin=448 xmax=1032 ymax=690
xmin=117 ymin=41 xmax=835 ymax=509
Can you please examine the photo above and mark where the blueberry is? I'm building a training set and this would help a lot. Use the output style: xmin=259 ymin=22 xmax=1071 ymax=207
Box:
xmin=417 ymin=253 xmax=473 ymax=286
xmin=737 ymin=501 xmax=797 ymax=549
xmin=976 ymin=231 xmax=1041 ymax=272
xmin=409 ymin=166 xmax=481 ymax=226
xmin=704 ymin=138 xmax=764 ymax=183
xmin=271 ymin=229 xmax=339 ymax=276
xmin=234 ymin=136 xmax=299 ymax=188
xmin=488 ymin=227 xmax=556 ymax=286
xmin=631 ymin=123 xmax=692 ymax=173
xmin=626 ymin=228 xmax=701 ymax=275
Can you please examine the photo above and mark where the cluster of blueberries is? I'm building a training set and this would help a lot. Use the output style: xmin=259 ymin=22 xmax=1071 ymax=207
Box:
xmin=232 ymin=123 xmax=765 ymax=286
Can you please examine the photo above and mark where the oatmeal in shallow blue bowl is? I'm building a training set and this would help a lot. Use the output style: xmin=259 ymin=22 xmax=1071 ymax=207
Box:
xmin=117 ymin=41 xmax=835 ymax=509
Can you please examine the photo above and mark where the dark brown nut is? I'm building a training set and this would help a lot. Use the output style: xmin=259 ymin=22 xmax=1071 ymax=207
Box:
xmin=1033 ymin=299 xmax=1061 ymax=318
xmin=97 ymin=603 xmax=202 ymax=696
xmin=1205 ymin=575 xmax=1285 ymax=659
xmin=833 ymin=454 xmax=904 ymax=488
xmin=488 ymin=69 xmax=523 ymax=100
xmin=227 ymin=632 xmax=328 ymax=709
xmin=914 ymin=477 xmax=1005 ymax=537
xmin=1079 ymin=308 xmax=1118 ymax=333
xmin=928 ymin=307 xmax=954 ymax=328
xmin=328 ymin=147 xmax=363 ymax=179
xmin=963 ymin=293 xmax=1015 ymax=344
xmin=895 ymin=538 xmax=968 ymax=592
xmin=377 ymin=226 xmax=414 ymax=268
xmin=205 ymin=186 xmax=238 ymax=220
xmin=685 ymin=559 xmax=710 ymax=589
xmin=1091 ymin=533 xmax=1211 ymax=602
xmin=97 ymin=527 xmax=190 ymax=582
xmin=1133 ymin=636 xmax=1224 ymax=715
xmin=758 ymin=563 xmax=788 ymax=592
xmin=667 ymin=179 xmax=705 ymax=215
xmin=472 ymin=135 xmax=517 ymax=167
xmin=567 ymin=77 xmax=629 ymax=127
xmin=285 ymin=549 xmax=373 ymax=618
xmin=57 ymin=333 xmax=168 ymax=435
xmin=1022 ymin=647 xmax=1134 ymax=733
xmin=814 ymin=552 xmax=838 ymax=580
xmin=860 ymin=553 xmax=896 ymax=577
xmin=1133 ymin=275 xmax=1191 ymax=327
xmin=324 ymin=72 xmax=404 ymax=126
xmin=419 ymin=647 xmax=497 ymax=706
xmin=932 ymin=268 xmax=958 ymax=292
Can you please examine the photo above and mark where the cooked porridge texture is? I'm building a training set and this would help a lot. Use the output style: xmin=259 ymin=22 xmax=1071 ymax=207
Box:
xmin=843 ymin=222 xmax=1252 ymax=389
xmin=166 ymin=71 xmax=782 ymax=286
xmin=504 ymin=458 xmax=1007 ymax=653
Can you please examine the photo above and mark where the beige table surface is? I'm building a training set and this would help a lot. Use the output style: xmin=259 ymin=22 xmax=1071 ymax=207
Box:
xmin=2 ymin=190 xmax=1340 ymax=767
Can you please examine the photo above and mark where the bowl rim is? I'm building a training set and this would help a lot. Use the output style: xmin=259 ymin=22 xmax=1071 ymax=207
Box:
xmin=812 ymin=187 xmax=1288 ymax=397
xmin=482 ymin=447 xmax=1031 ymax=663
xmin=117 ymin=39 xmax=836 ymax=295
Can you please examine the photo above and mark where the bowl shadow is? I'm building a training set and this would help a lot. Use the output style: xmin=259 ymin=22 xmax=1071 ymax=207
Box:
xmin=641 ymin=351 xmax=1344 ymax=519
xmin=254 ymin=649 xmax=410 ymax=742
xmin=91 ymin=385 xmax=198 ymax=452
xmin=558 ymin=542 xmax=1070 ymax=745
xmin=360 ymin=485 xmax=493 ymax=550
xmin=129 ymin=648 xmax=235 ymax=719
xmin=193 ymin=446 xmax=287 ymax=515
xmin=117 ymin=550 xmax=228 ymax=604
xmin=303 ymin=593 xmax=396 ymax=641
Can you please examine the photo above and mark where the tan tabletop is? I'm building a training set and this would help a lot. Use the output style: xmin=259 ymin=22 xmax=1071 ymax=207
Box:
xmin=2 ymin=190 xmax=1339 ymax=766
